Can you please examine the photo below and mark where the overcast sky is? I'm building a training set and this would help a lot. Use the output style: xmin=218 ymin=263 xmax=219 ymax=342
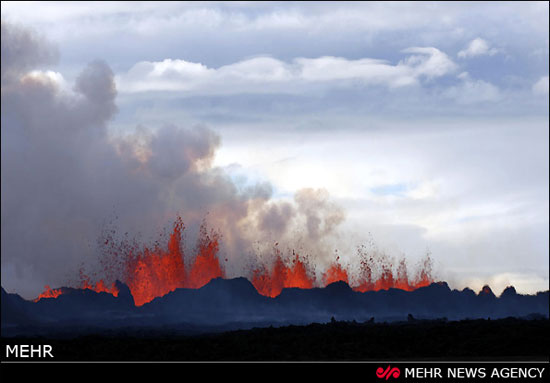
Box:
xmin=1 ymin=1 xmax=548 ymax=297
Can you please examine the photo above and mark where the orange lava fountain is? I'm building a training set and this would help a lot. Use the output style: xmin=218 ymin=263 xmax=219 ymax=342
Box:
xmin=34 ymin=216 xmax=434 ymax=305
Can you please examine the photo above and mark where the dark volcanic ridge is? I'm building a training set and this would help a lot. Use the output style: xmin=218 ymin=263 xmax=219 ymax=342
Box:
xmin=2 ymin=278 xmax=548 ymax=337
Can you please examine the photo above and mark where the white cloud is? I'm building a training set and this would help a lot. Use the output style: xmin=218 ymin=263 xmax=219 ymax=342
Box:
xmin=22 ymin=70 xmax=66 ymax=87
xmin=116 ymin=48 xmax=457 ymax=94
xmin=458 ymin=38 xmax=498 ymax=58
xmin=0 ymin=2 xmax=466 ymax=37
xmin=405 ymin=180 xmax=440 ymax=200
xmin=20 ymin=70 xmax=79 ymax=100
xmin=444 ymin=72 xmax=501 ymax=104
xmin=401 ymin=47 xmax=458 ymax=79
xmin=532 ymin=75 xmax=549 ymax=95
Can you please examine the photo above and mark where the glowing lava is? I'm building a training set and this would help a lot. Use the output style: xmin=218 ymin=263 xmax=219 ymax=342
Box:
xmin=34 ymin=286 xmax=65 ymax=302
xmin=123 ymin=217 xmax=187 ymax=306
xmin=185 ymin=223 xmax=223 ymax=289
xmin=252 ymin=250 xmax=314 ymax=298
xmin=122 ymin=218 xmax=223 ymax=306
xmin=34 ymin=278 xmax=119 ymax=302
xmin=322 ymin=258 xmax=349 ymax=286
xmin=34 ymin=216 xmax=435 ymax=305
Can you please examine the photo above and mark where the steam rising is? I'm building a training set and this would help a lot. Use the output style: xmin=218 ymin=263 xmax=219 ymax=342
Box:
xmin=1 ymin=20 xmax=350 ymax=298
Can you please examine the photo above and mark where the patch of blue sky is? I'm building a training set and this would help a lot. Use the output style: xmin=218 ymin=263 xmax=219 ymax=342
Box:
xmin=370 ymin=183 xmax=409 ymax=197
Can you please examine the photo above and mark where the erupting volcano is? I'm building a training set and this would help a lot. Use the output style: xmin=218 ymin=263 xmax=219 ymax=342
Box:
xmin=34 ymin=216 xmax=435 ymax=306
xmin=35 ymin=278 xmax=119 ymax=302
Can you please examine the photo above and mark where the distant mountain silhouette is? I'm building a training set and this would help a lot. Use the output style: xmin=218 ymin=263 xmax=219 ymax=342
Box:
xmin=2 ymin=279 xmax=548 ymax=336
xmin=1 ymin=287 xmax=37 ymax=326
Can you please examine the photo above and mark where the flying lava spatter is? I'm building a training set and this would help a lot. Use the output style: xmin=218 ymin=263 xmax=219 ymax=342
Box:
xmin=35 ymin=216 xmax=434 ymax=305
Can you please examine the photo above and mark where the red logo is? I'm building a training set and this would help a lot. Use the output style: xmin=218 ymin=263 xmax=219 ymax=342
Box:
xmin=376 ymin=366 xmax=400 ymax=380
